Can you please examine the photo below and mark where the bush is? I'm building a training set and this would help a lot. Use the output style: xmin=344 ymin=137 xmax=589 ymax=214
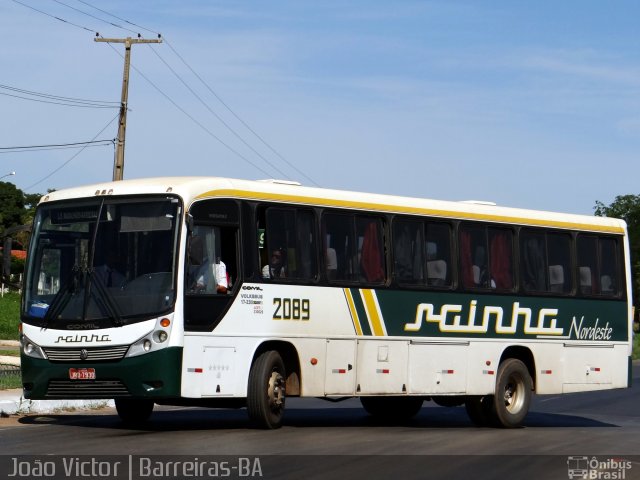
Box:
xmin=0 ymin=254 xmax=25 ymax=276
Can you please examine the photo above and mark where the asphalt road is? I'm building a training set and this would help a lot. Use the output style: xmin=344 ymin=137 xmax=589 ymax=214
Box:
xmin=2 ymin=364 xmax=640 ymax=479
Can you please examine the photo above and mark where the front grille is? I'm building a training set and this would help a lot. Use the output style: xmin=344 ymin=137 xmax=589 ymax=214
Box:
xmin=46 ymin=379 xmax=130 ymax=398
xmin=43 ymin=345 xmax=130 ymax=362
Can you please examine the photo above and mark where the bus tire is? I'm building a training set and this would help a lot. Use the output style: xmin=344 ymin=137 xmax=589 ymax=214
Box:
xmin=360 ymin=396 xmax=423 ymax=420
xmin=247 ymin=350 xmax=286 ymax=429
xmin=465 ymin=396 xmax=494 ymax=427
xmin=490 ymin=358 xmax=532 ymax=428
xmin=115 ymin=398 xmax=154 ymax=424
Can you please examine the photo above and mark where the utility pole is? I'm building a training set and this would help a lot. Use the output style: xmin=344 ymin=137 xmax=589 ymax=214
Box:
xmin=95 ymin=35 xmax=162 ymax=181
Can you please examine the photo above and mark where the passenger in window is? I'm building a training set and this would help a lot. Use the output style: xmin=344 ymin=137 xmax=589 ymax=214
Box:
xmin=188 ymin=235 xmax=228 ymax=294
xmin=214 ymin=260 xmax=229 ymax=293
xmin=262 ymin=248 xmax=287 ymax=279
xmin=189 ymin=258 xmax=228 ymax=294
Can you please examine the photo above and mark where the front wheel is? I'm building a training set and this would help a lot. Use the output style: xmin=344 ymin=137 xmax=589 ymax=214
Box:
xmin=247 ymin=351 xmax=286 ymax=429
xmin=115 ymin=398 xmax=154 ymax=425
xmin=490 ymin=358 xmax=533 ymax=428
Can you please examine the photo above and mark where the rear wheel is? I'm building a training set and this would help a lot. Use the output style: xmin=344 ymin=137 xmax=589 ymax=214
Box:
xmin=360 ymin=396 xmax=423 ymax=421
xmin=115 ymin=398 xmax=154 ymax=425
xmin=247 ymin=351 xmax=286 ymax=429
xmin=465 ymin=396 xmax=494 ymax=427
xmin=489 ymin=358 xmax=533 ymax=428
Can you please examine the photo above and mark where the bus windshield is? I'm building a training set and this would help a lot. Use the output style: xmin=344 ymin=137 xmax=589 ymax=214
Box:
xmin=23 ymin=195 xmax=181 ymax=328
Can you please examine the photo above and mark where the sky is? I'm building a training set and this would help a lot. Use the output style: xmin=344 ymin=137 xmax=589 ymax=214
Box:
xmin=0 ymin=0 xmax=639 ymax=215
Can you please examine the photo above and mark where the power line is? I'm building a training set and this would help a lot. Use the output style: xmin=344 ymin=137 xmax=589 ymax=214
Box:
xmin=146 ymin=44 xmax=291 ymax=180
xmin=41 ymin=0 xmax=279 ymax=178
xmin=0 ymin=90 xmax=111 ymax=108
xmin=24 ymin=113 xmax=119 ymax=191
xmin=99 ymin=39 xmax=274 ymax=178
xmin=15 ymin=0 xmax=319 ymax=184
xmin=0 ymin=83 xmax=119 ymax=107
xmin=75 ymin=0 xmax=159 ymax=36
xmin=11 ymin=0 xmax=95 ymax=33
xmin=164 ymin=39 xmax=320 ymax=187
xmin=0 ymin=139 xmax=114 ymax=154
xmin=0 ymin=91 xmax=118 ymax=109
xmin=70 ymin=0 xmax=320 ymax=186
xmin=51 ymin=0 xmax=139 ymax=35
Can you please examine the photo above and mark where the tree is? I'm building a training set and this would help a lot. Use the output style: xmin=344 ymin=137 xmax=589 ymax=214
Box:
xmin=0 ymin=182 xmax=44 ymax=278
xmin=0 ymin=181 xmax=26 ymax=233
xmin=595 ymin=195 xmax=640 ymax=313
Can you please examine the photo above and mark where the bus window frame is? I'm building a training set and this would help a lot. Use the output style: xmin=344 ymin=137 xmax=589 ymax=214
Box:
xmin=255 ymin=203 xmax=321 ymax=286
xmin=321 ymin=209 xmax=388 ymax=288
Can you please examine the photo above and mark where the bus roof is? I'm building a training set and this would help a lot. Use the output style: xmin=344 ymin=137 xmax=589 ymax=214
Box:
xmin=39 ymin=176 xmax=626 ymax=234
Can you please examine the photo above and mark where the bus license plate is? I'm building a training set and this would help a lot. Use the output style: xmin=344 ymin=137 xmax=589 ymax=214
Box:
xmin=69 ymin=368 xmax=96 ymax=380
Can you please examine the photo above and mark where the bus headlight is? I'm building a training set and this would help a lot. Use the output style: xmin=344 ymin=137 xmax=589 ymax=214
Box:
xmin=125 ymin=317 xmax=173 ymax=358
xmin=21 ymin=335 xmax=46 ymax=359
xmin=153 ymin=330 xmax=168 ymax=343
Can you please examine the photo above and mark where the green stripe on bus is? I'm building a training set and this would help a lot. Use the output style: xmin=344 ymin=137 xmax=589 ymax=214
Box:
xmin=350 ymin=288 xmax=373 ymax=336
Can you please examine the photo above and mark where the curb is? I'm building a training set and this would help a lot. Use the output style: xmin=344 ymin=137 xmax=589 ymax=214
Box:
xmin=0 ymin=389 xmax=114 ymax=416
xmin=0 ymin=355 xmax=19 ymax=366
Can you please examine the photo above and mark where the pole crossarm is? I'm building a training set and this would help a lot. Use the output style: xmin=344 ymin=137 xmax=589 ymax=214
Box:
xmin=95 ymin=36 xmax=162 ymax=181
xmin=95 ymin=38 xmax=162 ymax=45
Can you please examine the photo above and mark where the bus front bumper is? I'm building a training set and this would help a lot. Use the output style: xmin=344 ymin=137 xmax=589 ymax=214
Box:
xmin=21 ymin=347 xmax=183 ymax=400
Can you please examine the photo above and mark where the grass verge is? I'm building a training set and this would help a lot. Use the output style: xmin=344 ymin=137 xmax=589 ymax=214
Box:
xmin=0 ymin=292 xmax=20 ymax=341
xmin=0 ymin=365 xmax=21 ymax=390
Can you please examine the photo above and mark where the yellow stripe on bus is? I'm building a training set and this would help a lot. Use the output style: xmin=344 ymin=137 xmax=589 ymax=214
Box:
xmin=344 ymin=288 xmax=363 ymax=336
xmin=360 ymin=289 xmax=386 ymax=337
xmin=193 ymin=188 xmax=625 ymax=234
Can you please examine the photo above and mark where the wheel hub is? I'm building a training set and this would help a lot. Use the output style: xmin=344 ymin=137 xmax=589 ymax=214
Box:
xmin=504 ymin=377 xmax=523 ymax=412
xmin=268 ymin=371 xmax=286 ymax=411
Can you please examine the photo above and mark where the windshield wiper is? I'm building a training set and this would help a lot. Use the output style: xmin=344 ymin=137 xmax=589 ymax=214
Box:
xmin=89 ymin=270 xmax=124 ymax=327
xmin=42 ymin=265 xmax=83 ymax=328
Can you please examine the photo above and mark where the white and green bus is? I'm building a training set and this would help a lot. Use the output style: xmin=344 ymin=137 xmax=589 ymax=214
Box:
xmin=20 ymin=177 xmax=633 ymax=428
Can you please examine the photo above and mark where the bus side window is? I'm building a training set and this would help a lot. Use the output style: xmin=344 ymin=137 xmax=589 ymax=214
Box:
xmin=577 ymin=235 xmax=599 ymax=295
xmin=261 ymin=207 xmax=318 ymax=281
xmin=599 ymin=237 xmax=619 ymax=296
xmin=392 ymin=219 xmax=425 ymax=285
xmin=488 ymin=227 xmax=513 ymax=291
xmin=547 ymin=233 xmax=572 ymax=294
xmin=520 ymin=231 xmax=546 ymax=292
xmin=426 ymin=222 xmax=452 ymax=287
xmin=577 ymin=235 xmax=620 ymax=297
xmin=323 ymin=213 xmax=353 ymax=282
xmin=356 ymin=217 xmax=385 ymax=284
xmin=460 ymin=224 xmax=488 ymax=288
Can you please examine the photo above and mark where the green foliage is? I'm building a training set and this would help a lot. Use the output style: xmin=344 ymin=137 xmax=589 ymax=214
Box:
xmin=0 ymin=255 xmax=26 ymax=275
xmin=0 ymin=292 xmax=21 ymax=341
xmin=0 ymin=182 xmax=27 ymax=233
xmin=595 ymin=195 xmax=640 ymax=312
